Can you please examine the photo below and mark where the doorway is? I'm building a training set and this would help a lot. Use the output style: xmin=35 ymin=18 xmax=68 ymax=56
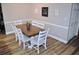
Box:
xmin=0 ymin=4 xmax=5 ymax=34
xmin=77 ymin=29 xmax=79 ymax=38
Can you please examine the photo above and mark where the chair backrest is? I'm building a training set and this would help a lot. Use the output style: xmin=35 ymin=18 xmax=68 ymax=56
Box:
xmin=16 ymin=29 xmax=24 ymax=41
xmin=32 ymin=21 xmax=45 ymax=29
xmin=11 ymin=24 xmax=17 ymax=33
xmin=11 ymin=24 xmax=19 ymax=40
xmin=11 ymin=24 xmax=24 ymax=41
xmin=37 ymin=29 xmax=48 ymax=45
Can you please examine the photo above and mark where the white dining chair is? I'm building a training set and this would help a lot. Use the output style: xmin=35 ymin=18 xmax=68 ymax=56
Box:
xmin=11 ymin=24 xmax=19 ymax=42
xmin=32 ymin=21 xmax=45 ymax=29
xmin=16 ymin=28 xmax=31 ymax=49
xmin=30 ymin=29 xmax=49 ymax=54
xmin=11 ymin=24 xmax=30 ymax=49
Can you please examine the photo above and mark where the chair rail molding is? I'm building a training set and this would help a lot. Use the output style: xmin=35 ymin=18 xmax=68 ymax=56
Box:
xmin=5 ymin=19 xmax=69 ymax=44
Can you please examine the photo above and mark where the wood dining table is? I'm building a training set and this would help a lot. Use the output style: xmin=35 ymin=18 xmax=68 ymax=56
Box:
xmin=16 ymin=24 xmax=44 ymax=37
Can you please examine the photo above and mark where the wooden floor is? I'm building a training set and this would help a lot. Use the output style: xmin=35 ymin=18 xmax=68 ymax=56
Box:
xmin=0 ymin=34 xmax=79 ymax=55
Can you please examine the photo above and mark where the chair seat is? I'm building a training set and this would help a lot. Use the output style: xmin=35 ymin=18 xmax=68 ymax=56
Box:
xmin=22 ymin=34 xmax=30 ymax=42
xmin=30 ymin=35 xmax=38 ymax=45
xmin=29 ymin=30 xmax=49 ymax=54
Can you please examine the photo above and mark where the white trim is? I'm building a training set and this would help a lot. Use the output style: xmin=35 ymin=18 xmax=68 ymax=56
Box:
xmin=5 ymin=19 xmax=68 ymax=30
xmin=5 ymin=19 xmax=26 ymax=24
xmin=5 ymin=21 xmax=13 ymax=24
xmin=48 ymin=34 xmax=68 ymax=44
xmin=43 ymin=21 xmax=68 ymax=30
xmin=6 ymin=31 xmax=14 ymax=35
xmin=33 ymin=19 xmax=68 ymax=30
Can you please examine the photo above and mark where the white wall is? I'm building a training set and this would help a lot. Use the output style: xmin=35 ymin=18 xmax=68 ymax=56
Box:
xmin=2 ymin=3 xmax=33 ymax=34
xmin=2 ymin=3 xmax=77 ymax=44
xmin=75 ymin=4 xmax=79 ymax=36
xmin=31 ymin=3 xmax=72 ymax=43
xmin=68 ymin=4 xmax=79 ymax=41
xmin=31 ymin=3 xmax=71 ymax=27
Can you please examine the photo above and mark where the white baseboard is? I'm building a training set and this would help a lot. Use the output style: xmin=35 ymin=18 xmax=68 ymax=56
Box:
xmin=6 ymin=31 xmax=14 ymax=35
xmin=48 ymin=34 xmax=68 ymax=44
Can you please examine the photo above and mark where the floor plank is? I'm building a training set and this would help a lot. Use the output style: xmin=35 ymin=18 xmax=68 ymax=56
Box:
xmin=0 ymin=34 xmax=79 ymax=55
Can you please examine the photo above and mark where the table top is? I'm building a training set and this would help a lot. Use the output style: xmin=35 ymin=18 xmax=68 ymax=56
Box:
xmin=16 ymin=24 xmax=43 ymax=37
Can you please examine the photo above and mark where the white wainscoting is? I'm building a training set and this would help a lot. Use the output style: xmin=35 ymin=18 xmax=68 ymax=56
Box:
xmin=6 ymin=31 xmax=14 ymax=35
xmin=48 ymin=34 xmax=68 ymax=44
xmin=5 ymin=19 xmax=69 ymax=44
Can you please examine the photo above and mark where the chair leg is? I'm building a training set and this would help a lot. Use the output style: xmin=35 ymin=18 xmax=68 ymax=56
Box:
xmin=37 ymin=46 xmax=39 ymax=54
xmin=16 ymin=36 xmax=18 ymax=42
xmin=16 ymin=37 xmax=18 ymax=42
xmin=19 ymin=40 xmax=21 ymax=46
xmin=44 ymin=43 xmax=47 ymax=49
xmin=23 ymin=42 xmax=26 ymax=50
